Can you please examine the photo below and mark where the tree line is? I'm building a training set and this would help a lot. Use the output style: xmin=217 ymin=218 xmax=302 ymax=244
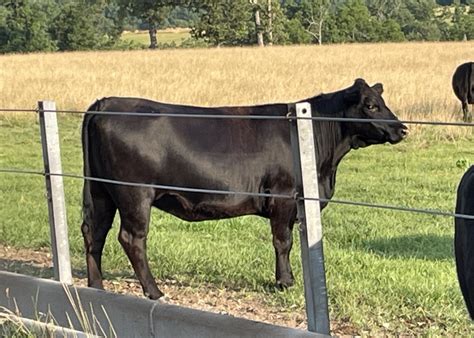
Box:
xmin=1 ymin=0 xmax=473 ymax=53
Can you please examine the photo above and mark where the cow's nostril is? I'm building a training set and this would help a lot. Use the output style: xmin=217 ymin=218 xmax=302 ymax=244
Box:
xmin=400 ymin=128 xmax=409 ymax=138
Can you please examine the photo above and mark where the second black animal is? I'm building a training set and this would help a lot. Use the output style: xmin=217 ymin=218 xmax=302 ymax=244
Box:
xmin=452 ymin=61 xmax=473 ymax=122
xmin=455 ymin=166 xmax=474 ymax=318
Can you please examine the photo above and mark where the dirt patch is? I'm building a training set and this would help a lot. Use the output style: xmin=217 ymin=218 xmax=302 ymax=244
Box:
xmin=0 ymin=245 xmax=356 ymax=335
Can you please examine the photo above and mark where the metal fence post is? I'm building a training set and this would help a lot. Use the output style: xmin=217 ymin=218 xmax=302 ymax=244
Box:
xmin=38 ymin=101 xmax=73 ymax=284
xmin=288 ymin=102 xmax=330 ymax=334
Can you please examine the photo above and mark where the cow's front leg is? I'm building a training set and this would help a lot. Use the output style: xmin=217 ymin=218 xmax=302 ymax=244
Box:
xmin=269 ymin=200 xmax=297 ymax=289
xmin=118 ymin=206 xmax=163 ymax=300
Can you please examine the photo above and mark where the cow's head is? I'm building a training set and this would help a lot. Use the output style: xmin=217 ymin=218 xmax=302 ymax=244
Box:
xmin=343 ymin=79 xmax=408 ymax=149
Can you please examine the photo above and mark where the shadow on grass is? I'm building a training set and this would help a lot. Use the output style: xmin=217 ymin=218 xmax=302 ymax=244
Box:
xmin=0 ymin=258 xmax=86 ymax=279
xmin=360 ymin=234 xmax=453 ymax=261
xmin=0 ymin=258 xmax=139 ymax=283
xmin=0 ymin=258 xmax=279 ymax=295
xmin=0 ymin=258 xmax=54 ymax=279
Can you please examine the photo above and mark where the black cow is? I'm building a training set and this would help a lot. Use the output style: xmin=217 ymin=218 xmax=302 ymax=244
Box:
xmin=455 ymin=166 xmax=474 ymax=318
xmin=452 ymin=62 xmax=473 ymax=122
xmin=81 ymin=78 xmax=408 ymax=299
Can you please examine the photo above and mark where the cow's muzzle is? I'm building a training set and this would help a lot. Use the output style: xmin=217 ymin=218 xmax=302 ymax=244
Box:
xmin=389 ymin=123 xmax=408 ymax=143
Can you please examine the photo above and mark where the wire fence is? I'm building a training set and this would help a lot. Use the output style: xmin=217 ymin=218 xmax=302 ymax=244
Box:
xmin=2 ymin=107 xmax=474 ymax=127
xmin=0 ymin=169 xmax=473 ymax=221
xmin=1 ymin=106 xmax=473 ymax=221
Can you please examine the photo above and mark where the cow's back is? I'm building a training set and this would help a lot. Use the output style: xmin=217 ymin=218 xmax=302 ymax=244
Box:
xmin=455 ymin=166 xmax=474 ymax=318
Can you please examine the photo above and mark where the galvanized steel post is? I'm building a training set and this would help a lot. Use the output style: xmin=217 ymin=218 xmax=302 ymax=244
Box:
xmin=288 ymin=102 xmax=330 ymax=334
xmin=38 ymin=101 xmax=73 ymax=284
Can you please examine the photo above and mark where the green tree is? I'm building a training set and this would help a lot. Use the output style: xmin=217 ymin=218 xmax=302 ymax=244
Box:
xmin=281 ymin=0 xmax=344 ymax=44
xmin=336 ymin=0 xmax=377 ymax=42
xmin=404 ymin=21 xmax=441 ymax=40
xmin=50 ymin=0 xmax=120 ymax=51
xmin=191 ymin=0 xmax=254 ymax=46
xmin=366 ymin=0 xmax=402 ymax=20
xmin=449 ymin=4 xmax=474 ymax=40
xmin=280 ymin=0 xmax=312 ymax=43
xmin=118 ymin=0 xmax=178 ymax=49
xmin=367 ymin=0 xmax=442 ymax=41
xmin=260 ymin=0 xmax=290 ymax=45
xmin=0 ymin=0 xmax=56 ymax=53
xmin=364 ymin=0 xmax=406 ymax=41
xmin=167 ymin=6 xmax=199 ymax=27
xmin=283 ymin=18 xmax=312 ymax=44
xmin=299 ymin=0 xmax=334 ymax=45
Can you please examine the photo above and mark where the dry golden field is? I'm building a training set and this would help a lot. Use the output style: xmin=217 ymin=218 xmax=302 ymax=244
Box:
xmin=0 ymin=41 xmax=473 ymax=130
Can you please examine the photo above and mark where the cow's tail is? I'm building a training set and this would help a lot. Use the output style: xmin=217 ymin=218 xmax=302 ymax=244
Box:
xmin=81 ymin=99 xmax=102 ymax=226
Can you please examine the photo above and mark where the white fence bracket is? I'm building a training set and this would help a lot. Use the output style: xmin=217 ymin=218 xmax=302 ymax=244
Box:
xmin=288 ymin=102 xmax=330 ymax=334
xmin=38 ymin=100 xmax=72 ymax=284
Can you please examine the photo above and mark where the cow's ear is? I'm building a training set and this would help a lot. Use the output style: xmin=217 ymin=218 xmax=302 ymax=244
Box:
xmin=344 ymin=87 xmax=361 ymax=105
xmin=372 ymin=83 xmax=384 ymax=95
xmin=354 ymin=78 xmax=366 ymax=86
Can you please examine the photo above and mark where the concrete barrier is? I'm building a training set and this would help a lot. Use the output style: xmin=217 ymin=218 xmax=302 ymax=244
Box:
xmin=0 ymin=271 xmax=326 ymax=337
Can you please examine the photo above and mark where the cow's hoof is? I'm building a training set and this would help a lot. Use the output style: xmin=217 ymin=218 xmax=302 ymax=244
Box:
xmin=145 ymin=290 xmax=164 ymax=300
xmin=275 ymin=279 xmax=294 ymax=290
xmin=88 ymin=281 xmax=105 ymax=290
xmin=157 ymin=295 xmax=171 ymax=304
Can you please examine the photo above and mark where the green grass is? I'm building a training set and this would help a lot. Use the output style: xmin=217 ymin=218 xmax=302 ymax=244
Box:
xmin=0 ymin=115 xmax=473 ymax=335
xmin=120 ymin=30 xmax=191 ymax=47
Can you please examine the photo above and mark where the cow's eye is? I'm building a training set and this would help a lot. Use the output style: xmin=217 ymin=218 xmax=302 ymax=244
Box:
xmin=366 ymin=104 xmax=376 ymax=111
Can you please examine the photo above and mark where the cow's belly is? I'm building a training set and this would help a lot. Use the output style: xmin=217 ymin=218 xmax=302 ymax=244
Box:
xmin=152 ymin=192 xmax=261 ymax=221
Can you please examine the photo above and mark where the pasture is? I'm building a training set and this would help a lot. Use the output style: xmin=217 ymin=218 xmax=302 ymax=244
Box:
xmin=0 ymin=41 xmax=473 ymax=335
xmin=120 ymin=28 xmax=191 ymax=47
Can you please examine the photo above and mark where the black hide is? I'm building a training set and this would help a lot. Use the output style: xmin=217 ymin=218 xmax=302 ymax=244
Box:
xmin=455 ymin=166 xmax=474 ymax=319
xmin=452 ymin=62 xmax=474 ymax=122
xmin=81 ymin=79 xmax=407 ymax=299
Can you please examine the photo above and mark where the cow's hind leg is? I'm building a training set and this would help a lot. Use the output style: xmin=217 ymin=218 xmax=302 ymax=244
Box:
xmin=269 ymin=200 xmax=297 ymax=289
xmin=117 ymin=196 xmax=163 ymax=300
xmin=462 ymin=101 xmax=472 ymax=123
xmin=81 ymin=182 xmax=116 ymax=289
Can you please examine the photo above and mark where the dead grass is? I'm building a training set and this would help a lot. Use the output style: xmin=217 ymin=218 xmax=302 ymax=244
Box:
xmin=0 ymin=41 xmax=472 ymax=137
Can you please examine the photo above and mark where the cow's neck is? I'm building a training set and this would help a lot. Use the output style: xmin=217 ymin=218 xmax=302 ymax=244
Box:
xmin=308 ymin=92 xmax=352 ymax=204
